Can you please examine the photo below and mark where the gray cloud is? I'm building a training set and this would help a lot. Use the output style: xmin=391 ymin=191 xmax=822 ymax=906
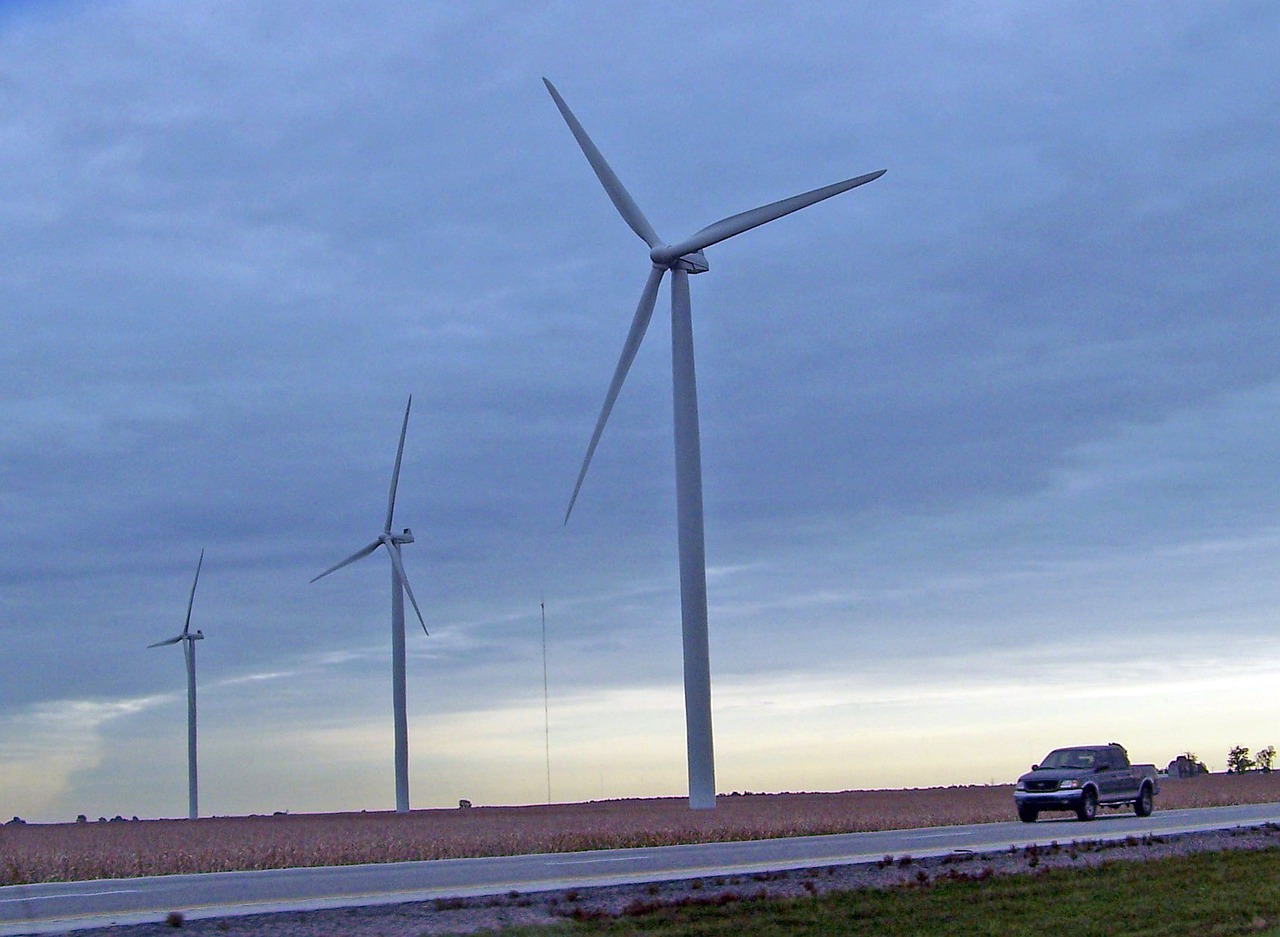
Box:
xmin=2 ymin=0 xmax=1277 ymax=818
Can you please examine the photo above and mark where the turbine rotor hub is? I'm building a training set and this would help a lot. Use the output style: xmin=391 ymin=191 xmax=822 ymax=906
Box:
xmin=650 ymin=246 xmax=709 ymax=274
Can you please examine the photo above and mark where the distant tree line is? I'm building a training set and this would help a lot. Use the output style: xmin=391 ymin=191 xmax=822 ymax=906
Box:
xmin=1169 ymin=747 xmax=1278 ymax=776
xmin=1227 ymin=744 xmax=1276 ymax=774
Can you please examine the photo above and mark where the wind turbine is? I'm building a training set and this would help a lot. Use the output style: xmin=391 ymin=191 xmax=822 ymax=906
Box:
xmin=311 ymin=395 xmax=428 ymax=814
xmin=148 ymin=549 xmax=206 ymax=821
xmin=545 ymin=78 xmax=884 ymax=810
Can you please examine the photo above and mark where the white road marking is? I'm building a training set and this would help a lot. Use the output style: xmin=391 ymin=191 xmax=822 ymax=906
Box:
xmin=548 ymin=857 xmax=639 ymax=865
xmin=0 ymin=890 xmax=135 ymax=904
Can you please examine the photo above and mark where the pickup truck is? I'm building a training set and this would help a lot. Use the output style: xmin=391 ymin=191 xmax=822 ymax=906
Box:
xmin=1014 ymin=743 xmax=1159 ymax=822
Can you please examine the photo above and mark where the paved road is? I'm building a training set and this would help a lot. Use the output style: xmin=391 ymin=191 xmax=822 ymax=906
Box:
xmin=3 ymin=802 xmax=1279 ymax=935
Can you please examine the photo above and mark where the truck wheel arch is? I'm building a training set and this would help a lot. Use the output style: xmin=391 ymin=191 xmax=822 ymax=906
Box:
xmin=1076 ymin=786 xmax=1099 ymax=821
xmin=1134 ymin=782 xmax=1154 ymax=817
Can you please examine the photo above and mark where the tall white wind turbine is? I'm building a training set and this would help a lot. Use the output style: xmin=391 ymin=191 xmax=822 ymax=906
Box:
xmin=311 ymin=395 xmax=428 ymax=814
xmin=148 ymin=549 xmax=206 ymax=821
xmin=546 ymin=79 xmax=884 ymax=810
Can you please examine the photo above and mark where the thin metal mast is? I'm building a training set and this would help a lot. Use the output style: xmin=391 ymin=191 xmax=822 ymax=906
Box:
xmin=541 ymin=599 xmax=551 ymax=804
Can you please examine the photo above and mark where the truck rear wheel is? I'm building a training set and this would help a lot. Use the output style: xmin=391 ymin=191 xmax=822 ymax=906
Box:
xmin=1017 ymin=805 xmax=1039 ymax=823
xmin=1134 ymin=784 xmax=1153 ymax=817
xmin=1076 ymin=789 xmax=1098 ymax=821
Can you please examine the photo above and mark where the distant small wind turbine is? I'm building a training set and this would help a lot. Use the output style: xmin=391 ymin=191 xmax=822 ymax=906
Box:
xmin=545 ymin=78 xmax=884 ymax=810
xmin=311 ymin=395 xmax=428 ymax=814
xmin=148 ymin=549 xmax=206 ymax=821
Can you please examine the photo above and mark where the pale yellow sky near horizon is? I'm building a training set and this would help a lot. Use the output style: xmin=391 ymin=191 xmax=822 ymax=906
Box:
xmin=5 ymin=637 xmax=1277 ymax=822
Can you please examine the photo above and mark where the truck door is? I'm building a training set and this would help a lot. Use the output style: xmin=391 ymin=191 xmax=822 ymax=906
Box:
xmin=1100 ymin=746 xmax=1131 ymax=798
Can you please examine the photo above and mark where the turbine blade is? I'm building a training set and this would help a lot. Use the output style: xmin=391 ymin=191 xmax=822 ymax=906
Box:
xmin=148 ymin=634 xmax=184 ymax=648
xmin=385 ymin=396 xmax=412 ymax=535
xmin=565 ymin=264 xmax=666 ymax=524
xmin=310 ymin=540 xmax=381 ymax=583
xmin=543 ymin=78 xmax=663 ymax=250
xmin=653 ymin=169 xmax=886 ymax=265
xmin=386 ymin=544 xmax=429 ymax=636
xmin=183 ymin=549 xmax=204 ymax=636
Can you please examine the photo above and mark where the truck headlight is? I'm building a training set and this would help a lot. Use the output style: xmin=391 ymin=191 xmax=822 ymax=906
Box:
xmin=1058 ymin=779 xmax=1080 ymax=790
xmin=1015 ymin=780 xmax=1026 ymax=790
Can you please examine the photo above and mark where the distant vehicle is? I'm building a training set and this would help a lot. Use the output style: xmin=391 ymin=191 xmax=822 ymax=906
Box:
xmin=1014 ymin=743 xmax=1159 ymax=822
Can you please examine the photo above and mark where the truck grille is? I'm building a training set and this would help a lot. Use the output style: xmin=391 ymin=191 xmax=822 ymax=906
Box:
xmin=1024 ymin=780 xmax=1060 ymax=792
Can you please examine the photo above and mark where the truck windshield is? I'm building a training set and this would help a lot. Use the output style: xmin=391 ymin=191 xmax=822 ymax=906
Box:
xmin=1040 ymin=749 xmax=1098 ymax=770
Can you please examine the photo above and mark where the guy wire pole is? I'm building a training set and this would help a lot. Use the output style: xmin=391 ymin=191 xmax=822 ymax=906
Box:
xmin=541 ymin=598 xmax=552 ymax=805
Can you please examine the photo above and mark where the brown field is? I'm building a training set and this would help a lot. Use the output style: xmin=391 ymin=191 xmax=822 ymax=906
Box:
xmin=3 ymin=773 xmax=1278 ymax=887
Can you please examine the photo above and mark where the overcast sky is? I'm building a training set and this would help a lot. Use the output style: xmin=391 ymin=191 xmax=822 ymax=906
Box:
xmin=2 ymin=1 xmax=1278 ymax=822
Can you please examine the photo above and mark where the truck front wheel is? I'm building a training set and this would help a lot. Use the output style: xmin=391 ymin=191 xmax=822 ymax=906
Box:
xmin=1017 ymin=805 xmax=1039 ymax=823
xmin=1076 ymin=789 xmax=1098 ymax=821
xmin=1134 ymin=784 xmax=1153 ymax=817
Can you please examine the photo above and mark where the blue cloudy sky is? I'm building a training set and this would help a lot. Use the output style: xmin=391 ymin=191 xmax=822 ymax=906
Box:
xmin=2 ymin=1 xmax=1278 ymax=822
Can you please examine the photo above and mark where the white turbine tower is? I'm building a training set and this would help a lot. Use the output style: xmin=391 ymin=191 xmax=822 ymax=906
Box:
xmin=148 ymin=549 xmax=206 ymax=821
xmin=546 ymin=79 xmax=884 ymax=810
xmin=311 ymin=395 xmax=428 ymax=814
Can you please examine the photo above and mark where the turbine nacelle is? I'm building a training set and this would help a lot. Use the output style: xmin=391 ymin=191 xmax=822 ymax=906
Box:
xmin=651 ymin=248 xmax=709 ymax=274
xmin=388 ymin=528 xmax=415 ymax=546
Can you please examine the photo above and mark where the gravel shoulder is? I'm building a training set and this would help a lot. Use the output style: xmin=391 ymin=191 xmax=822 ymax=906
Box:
xmin=69 ymin=822 xmax=1280 ymax=937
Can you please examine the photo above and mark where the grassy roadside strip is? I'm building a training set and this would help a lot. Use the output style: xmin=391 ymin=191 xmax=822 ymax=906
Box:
xmin=491 ymin=846 xmax=1280 ymax=936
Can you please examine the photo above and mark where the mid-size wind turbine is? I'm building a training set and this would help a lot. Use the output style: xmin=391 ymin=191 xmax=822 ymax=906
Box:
xmin=545 ymin=78 xmax=884 ymax=810
xmin=311 ymin=395 xmax=428 ymax=814
xmin=148 ymin=549 xmax=206 ymax=821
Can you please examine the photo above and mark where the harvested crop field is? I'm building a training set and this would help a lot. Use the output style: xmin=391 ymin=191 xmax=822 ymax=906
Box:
xmin=3 ymin=773 xmax=1278 ymax=886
